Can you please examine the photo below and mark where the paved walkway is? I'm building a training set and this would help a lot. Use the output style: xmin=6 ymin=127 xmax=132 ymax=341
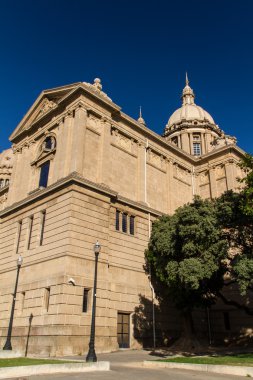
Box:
xmin=6 ymin=349 xmax=243 ymax=380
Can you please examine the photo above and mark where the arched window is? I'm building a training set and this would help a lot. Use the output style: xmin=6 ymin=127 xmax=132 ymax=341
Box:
xmin=42 ymin=136 xmax=56 ymax=151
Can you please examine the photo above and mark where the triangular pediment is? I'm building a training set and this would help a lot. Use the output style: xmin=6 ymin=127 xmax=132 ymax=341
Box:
xmin=10 ymin=82 xmax=82 ymax=141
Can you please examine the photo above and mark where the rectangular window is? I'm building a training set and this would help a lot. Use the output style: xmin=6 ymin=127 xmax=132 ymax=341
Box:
xmin=44 ymin=287 xmax=50 ymax=312
xmin=39 ymin=161 xmax=50 ymax=188
xmin=116 ymin=210 xmax=120 ymax=231
xmin=122 ymin=213 xmax=127 ymax=233
xmin=40 ymin=211 xmax=46 ymax=246
xmin=193 ymin=142 xmax=201 ymax=156
xmin=82 ymin=289 xmax=90 ymax=313
xmin=16 ymin=221 xmax=22 ymax=254
xmin=27 ymin=216 xmax=34 ymax=250
xmin=130 ymin=215 xmax=135 ymax=235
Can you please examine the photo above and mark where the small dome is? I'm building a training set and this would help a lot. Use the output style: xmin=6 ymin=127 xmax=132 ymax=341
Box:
xmin=166 ymin=74 xmax=215 ymax=129
xmin=168 ymin=103 xmax=215 ymax=127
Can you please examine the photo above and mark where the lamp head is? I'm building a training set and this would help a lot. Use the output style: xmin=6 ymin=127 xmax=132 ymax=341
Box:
xmin=17 ymin=255 xmax=23 ymax=267
xmin=94 ymin=241 xmax=101 ymax=254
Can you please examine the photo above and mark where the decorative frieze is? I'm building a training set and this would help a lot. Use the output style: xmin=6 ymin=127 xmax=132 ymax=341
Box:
xmin=147 ymin=148 xmax=166 ymax=172
xmin=173 ymin=163 xmax=191 ymax=185
xmin=111 ymin=127 xmax=138 ymax=157
xmin=87 ymin=114 xmax=101 ymax=135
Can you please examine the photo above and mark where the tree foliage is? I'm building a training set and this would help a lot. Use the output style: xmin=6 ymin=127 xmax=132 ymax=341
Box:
xmin=146 ymin=197 xmax=228 ymax=313
xmin=238 ymin=153 xmax=253 ymax=217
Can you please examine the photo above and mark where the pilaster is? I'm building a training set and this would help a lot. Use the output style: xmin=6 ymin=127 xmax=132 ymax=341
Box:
xmin=97 ymin=118 xmax=111 ymax=185
xmin=137 ymin=141 xmax=146 ymax=203
xmin=208 ymin=167 xmax=217 ymax=199
xmin=70 ymin=103 xmax=87 ymax=175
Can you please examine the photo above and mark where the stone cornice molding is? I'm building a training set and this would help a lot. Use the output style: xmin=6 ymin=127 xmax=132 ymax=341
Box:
xmin=0 ymin=172 xmax=162 ymax=218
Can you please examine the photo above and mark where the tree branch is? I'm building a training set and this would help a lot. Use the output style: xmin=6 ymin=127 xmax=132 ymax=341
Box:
xmin=217 ymin=291 xmax=253 ymax=315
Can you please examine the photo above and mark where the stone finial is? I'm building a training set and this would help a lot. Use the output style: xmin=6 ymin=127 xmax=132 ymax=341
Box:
xmin=93 ymin=78 xmax=102 ymax=91
xmin=137 ymin=106 xmax=146 ymax=126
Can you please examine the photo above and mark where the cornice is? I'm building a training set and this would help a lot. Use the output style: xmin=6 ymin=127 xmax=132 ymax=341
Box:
xmin=0 ymin=172 xmax=162 ymax=218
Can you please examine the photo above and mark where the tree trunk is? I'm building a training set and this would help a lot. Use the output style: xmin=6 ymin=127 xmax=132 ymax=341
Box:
xmin=172 ymin=309 xmax=203 ymax=352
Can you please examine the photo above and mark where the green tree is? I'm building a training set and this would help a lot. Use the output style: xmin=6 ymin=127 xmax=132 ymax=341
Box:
xmin=239 ymin=153 xmax=253 ymax=217
xmin=145 ymin=197 xmax=228 ymax=348
xmin=215 ymin=190 xmax=253 ymax=306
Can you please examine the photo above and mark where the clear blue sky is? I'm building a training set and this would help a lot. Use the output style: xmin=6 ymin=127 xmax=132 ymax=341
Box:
xmin=0 ymin=0 xmax=252 ymax=153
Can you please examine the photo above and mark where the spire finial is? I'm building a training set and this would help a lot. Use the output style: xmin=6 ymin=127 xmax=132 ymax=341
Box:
xmin=137 ymin=106 xmax=146 ymax=126
xmin=182 ymin=73 xmax=195 ymax=105
xmin=186 ymin=72 xmax=189 ymax=86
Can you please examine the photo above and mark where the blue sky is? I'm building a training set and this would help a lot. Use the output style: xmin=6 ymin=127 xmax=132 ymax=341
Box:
xmin=0 ymin=0 xmax=252 ymax=153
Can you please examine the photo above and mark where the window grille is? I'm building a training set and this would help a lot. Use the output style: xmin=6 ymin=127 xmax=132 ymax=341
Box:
xmin=82 ymin=289 xmax=90 ymax=313
xmin=27 ymin=216 xmax=34 ymax=250
xmin=122 ymin=213 xmax=127 ymax=233
xmin=40 ymin=211 xmax=46 ymax=246
xmin=193 ymin=142 xmax=201 ymax=156
xmin=130 ymin=216 xmax=135 ymax=235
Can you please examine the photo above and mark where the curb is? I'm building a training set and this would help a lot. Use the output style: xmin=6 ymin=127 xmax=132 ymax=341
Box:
xmin=143 ymin=360 xmax=253 ymax=377
xmin=0 ymin=361 xmax=110 ymax=379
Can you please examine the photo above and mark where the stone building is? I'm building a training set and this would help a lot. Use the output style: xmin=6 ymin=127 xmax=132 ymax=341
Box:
xmin=0 ymin=76 xmax=246 ymax=355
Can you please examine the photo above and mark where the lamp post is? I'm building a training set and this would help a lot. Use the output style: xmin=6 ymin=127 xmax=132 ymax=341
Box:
xmin=86 ymin=241 xmax=101 ymax=362
xmin=3 ymin=255 xmax=23 ymax=350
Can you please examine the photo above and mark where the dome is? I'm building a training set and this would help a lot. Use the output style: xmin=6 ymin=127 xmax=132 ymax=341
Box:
xmin=166 ymin=74 xmax=216 ymax=130
xmin=168 ymin=103 xmax=215 ymax=128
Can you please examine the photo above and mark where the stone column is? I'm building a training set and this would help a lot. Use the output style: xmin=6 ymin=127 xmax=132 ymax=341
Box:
xmin=53 ymin=118 xmax=64 ymax=182
xmin=70 ymin=103 xmax=87 ymax=175
xmin=208 ymin=166 xmax=217 ymax=199
xmin=181 ymin=133 xmax=190 ymax=154
xmin=137 ymin=141 xmax=146 ymax=203
xmin=201 ymin=132 xmax=206 ymax=154
xmin=189 ymin=133 xmax=193 ymax=155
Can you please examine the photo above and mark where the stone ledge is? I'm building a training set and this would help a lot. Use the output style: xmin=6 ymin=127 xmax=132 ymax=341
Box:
xmin=0 ymin=361 xmax=110 ymax=379
xmin=143 ymin=360 xmax=253 ymax=377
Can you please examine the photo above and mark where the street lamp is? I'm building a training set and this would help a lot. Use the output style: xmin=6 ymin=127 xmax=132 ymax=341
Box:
xmin=86 ymin=241 xmax=101 ymax=362
xmin=3 ymin=255 xmax=23 ymax=350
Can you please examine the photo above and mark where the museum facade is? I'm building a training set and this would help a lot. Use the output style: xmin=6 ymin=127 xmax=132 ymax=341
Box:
xmin=0 ymin=76 xmax=246 ymax=355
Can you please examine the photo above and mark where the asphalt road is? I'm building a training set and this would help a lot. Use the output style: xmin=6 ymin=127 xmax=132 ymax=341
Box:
xmin=6 ymin=350 xmax=242 ymax=380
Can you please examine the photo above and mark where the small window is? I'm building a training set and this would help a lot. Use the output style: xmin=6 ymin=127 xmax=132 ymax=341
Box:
xmin=44 ymin=287 xmax=50 ymax=312
xmin=16 ymin=221 xmax=22 ymax=254
xmin=40 ymin=211 xmax=46 ymax=246
xmin=193 ymin=142 xmax=201 ymax=156
xmin=171 ymin=136 xmax=178 ymax=146
xmin=0 ymin=179 xmax=4 ymax=188
xmin=39 ymin=161 xmax=50 ymax=188
xmin=27 ymin=216 xmax=34 ymax=250
xmin=43 ymin=136 xmax=56 ymax=151
xmin=130 ymin=216 xmax=135 ymax=235
xmin=116 ymin=210 xmax=120 ymax=231
xmin=122 ymin=213 xmax=127 ymax=233
xmin=82 ymin=289 xmax=90 ymax=313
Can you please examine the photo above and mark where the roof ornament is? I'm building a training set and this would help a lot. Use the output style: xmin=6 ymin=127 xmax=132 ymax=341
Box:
xmin=182 ymin=72 xmax=195 ymax=106
xmin=137 ymin=106 xmax=146 ymax=126
xmin=186 ymin=72 xmax=189 ymax=86
xmin=93 ymin=78 xmax=102 ymax=91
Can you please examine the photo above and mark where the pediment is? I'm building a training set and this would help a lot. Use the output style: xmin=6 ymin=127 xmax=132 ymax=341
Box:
xmin=10 ymin=83 xmax=81 ymax=141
